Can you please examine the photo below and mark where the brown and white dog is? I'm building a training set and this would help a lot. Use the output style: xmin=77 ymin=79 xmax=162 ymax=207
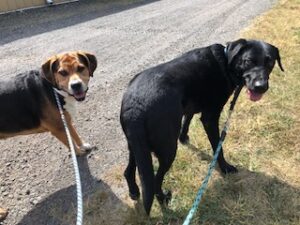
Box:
xmin=0 ymin=51 xmax=97 ymax=221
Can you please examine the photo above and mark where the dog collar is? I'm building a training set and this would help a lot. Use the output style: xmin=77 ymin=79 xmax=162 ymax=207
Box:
xmin=223 ymin=46 xmax=244 ymax=87
xmin=54 ymin=88 xmax=69 ymax=98
xmin=224 ymin=46 xmax=228 ymax=58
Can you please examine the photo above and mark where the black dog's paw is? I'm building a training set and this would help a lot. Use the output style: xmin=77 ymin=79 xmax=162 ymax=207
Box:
xmin=129 ymin=187 xmax=140 ymax=200
xmin=156 ymin=190 xmax=172 ymax=206
xmin=179 ymin=134 xmax=190 ymax=144
xmin=130 ymin=192 xmax=140 ymax=201
xmin=220 ymin=162 xmax=238 ymax=174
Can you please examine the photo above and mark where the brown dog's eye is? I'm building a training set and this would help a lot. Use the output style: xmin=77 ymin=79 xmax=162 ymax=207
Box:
xmin=59 ymin=70 xmax=68 ymax=77
xmin=77 ymin=66 xmax=85 ymax=73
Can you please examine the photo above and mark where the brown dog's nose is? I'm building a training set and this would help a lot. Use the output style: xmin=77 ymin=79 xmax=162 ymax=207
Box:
xmin=71 ymin=82 xmax=82 ymax=91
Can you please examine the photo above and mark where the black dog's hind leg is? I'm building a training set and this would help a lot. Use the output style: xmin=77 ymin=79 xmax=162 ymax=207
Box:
xmin=124 ymin=148 xmax=140 ymax=200
xmin=155 ymin=147 xmax=176 ymax=206
xmin=179 ymin=113 xmax=193 ymax=144
xmin=201 ymin=111 xmax=238 ymax=174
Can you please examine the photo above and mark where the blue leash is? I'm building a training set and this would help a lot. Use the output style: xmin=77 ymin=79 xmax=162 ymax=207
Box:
xmin=182 ymin=85 xmax=242 ymax=225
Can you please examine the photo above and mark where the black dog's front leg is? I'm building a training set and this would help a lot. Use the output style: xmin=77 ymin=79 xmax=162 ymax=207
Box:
xmin=200 ymin=112 xmax=237 ymax=174
xmin=179 ymin=113 xmax=194 ymax=144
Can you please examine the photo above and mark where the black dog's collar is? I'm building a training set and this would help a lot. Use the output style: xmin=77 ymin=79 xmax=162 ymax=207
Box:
xmin=223 ymin=45 xmax=244 ymax=87
xmin=224 ymin=46 xmax=228 ymax=57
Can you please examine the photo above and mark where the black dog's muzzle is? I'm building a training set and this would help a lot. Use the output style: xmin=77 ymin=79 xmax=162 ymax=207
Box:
xmin=243 ymin=69 xmax=270 ymax=102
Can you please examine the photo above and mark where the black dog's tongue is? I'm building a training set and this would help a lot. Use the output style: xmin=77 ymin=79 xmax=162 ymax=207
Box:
xmin=247 ymin=89 xmax=263 ymax=102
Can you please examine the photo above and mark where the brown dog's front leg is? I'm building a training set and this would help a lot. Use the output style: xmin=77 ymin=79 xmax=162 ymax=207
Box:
xmin=64 ymin=113 xmax=92 ymax=155
xmin=67 ymin=123 xmax=92 ymax=155
xmin=0 ymin=208 xmax=8 ymax=222
xmin=49 ymin=127 xmax=88 ymax=156
xmin=41 ymin=120 xmax=83 ymax=156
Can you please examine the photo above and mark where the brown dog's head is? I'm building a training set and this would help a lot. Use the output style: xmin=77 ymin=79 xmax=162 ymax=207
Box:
xmin=42 ymin=51 xmax=97 ymax=101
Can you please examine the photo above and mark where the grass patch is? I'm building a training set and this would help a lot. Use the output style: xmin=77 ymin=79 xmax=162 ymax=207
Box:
xmin=63 ymin=0 xmax=300 ymax=224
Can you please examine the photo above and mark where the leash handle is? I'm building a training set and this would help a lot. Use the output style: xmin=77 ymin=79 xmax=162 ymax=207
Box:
xmin=53 ymin=89 xmax=83 ymax=225
xmin=182 ymin=86 xmax=242 ymax=225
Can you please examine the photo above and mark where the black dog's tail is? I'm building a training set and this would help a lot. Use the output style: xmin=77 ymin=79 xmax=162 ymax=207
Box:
xmin=127 ymin=125 xmax=155 ymax=215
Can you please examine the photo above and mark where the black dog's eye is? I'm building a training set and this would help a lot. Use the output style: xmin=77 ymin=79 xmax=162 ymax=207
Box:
xmin=59 ymin=70 xmax=68 ymax=77
xmin=77 ymin=66 xmax=85 ymax=73
xmin=243 ymin=59 xmax=253 ymax=67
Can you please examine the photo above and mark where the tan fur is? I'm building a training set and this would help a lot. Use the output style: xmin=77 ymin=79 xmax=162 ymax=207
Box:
xmin=43 ymin=51 xmax=92 ymax=95
xmin=39 ymin=99 xmax=86 ymax=155
xmin=0 ymin=208 xmax=8 ymax=222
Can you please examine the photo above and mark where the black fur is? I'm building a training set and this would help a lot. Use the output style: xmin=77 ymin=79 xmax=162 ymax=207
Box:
xmin=120 ymin=39 xmax=283 ymax=215
xmin=0 ymin=70 xmax=61 ymax=134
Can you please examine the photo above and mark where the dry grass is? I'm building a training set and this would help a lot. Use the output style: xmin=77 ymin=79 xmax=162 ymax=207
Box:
xmin=61 ymin=0 xmax=300 ymax=224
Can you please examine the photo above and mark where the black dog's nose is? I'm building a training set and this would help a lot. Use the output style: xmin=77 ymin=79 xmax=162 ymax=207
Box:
xmin=253 ymin=80 xmax=268 ymax=93
xmin=71 ymin=82 xmax=82 ymax=91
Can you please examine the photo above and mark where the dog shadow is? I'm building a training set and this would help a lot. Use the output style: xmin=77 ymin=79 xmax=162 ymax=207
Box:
xmin=154 ymin=143 xmax=300 ymax=225
xmin=16 ymin=156 xmax=131 ymax=225
xmin=192 ymin=168 xmax=300 ymax=225
xmin=184 ymin=142 xmax=212 ymax=161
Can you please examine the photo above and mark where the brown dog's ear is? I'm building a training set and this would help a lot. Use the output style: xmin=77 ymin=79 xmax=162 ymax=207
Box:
xmin=226 ymin=38 xmax=248 ymax=65
xmin=41 ymin=57 xmax=59 ymax=85
xmin=77 ymin=52 xmax=97 ymax=77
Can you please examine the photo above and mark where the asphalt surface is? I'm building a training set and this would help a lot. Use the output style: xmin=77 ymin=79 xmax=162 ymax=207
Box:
xmin=0 ymin=0 xmax=276 ymax=224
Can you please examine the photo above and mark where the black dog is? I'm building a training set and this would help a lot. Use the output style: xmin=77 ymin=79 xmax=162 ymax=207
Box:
xmin=120 ymin=39 xmax=284 ymax=215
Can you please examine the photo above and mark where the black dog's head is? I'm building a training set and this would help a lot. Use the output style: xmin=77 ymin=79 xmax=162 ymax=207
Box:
xmin=226 ymin=39 xmax=284 ymax=101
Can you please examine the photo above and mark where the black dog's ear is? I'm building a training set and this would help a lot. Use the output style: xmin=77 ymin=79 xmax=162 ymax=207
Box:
xmin=226 ymin=39 xmax=248 ymax=65
xmin=41 ymin=57 xmax=59 ymax=85
xmin=77 ymin=52 xmax=97 ymax=77
xmin=273 ymin=46 xmax=284 ymax=72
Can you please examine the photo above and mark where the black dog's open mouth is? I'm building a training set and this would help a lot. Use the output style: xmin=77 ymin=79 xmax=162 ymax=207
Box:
xmin=246 ymin=89 xmax=263 ymax=102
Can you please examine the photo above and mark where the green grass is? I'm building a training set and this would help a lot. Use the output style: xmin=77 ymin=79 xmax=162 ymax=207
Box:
xmin=60 ymin=0 xmax=300 ymax=224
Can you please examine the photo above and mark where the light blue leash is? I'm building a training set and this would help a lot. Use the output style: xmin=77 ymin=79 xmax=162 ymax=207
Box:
xmin=183 ymin=85 xmax=242 ymax=225
xmin=53 ymin=88 xmax=83 ymax=225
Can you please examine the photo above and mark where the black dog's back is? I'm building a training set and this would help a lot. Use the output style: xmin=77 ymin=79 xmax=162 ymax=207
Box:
xmin=122 ymin=44 xmax=231 ymax=114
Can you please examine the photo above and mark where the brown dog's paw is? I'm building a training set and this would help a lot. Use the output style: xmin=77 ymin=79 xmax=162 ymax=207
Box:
xmin=0 ymin=208 xmax=8 ymax=222
xmin=75 ymin=143 xmax=94 ymax=156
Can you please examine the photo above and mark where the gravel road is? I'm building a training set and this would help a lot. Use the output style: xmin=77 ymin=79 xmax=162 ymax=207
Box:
xmin=0 ymin=0 xmax=276 ymax=224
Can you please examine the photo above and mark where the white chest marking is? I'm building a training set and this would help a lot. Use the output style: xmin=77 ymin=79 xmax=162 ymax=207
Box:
xmin=54 ymin=88 xmax=77 ymax=117
xmin=63 ymin=95 xmax=77 ymax=117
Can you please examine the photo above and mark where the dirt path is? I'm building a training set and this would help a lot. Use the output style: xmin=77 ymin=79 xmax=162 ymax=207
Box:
xmin=0 ymin=0 xmax=276 ymax=224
